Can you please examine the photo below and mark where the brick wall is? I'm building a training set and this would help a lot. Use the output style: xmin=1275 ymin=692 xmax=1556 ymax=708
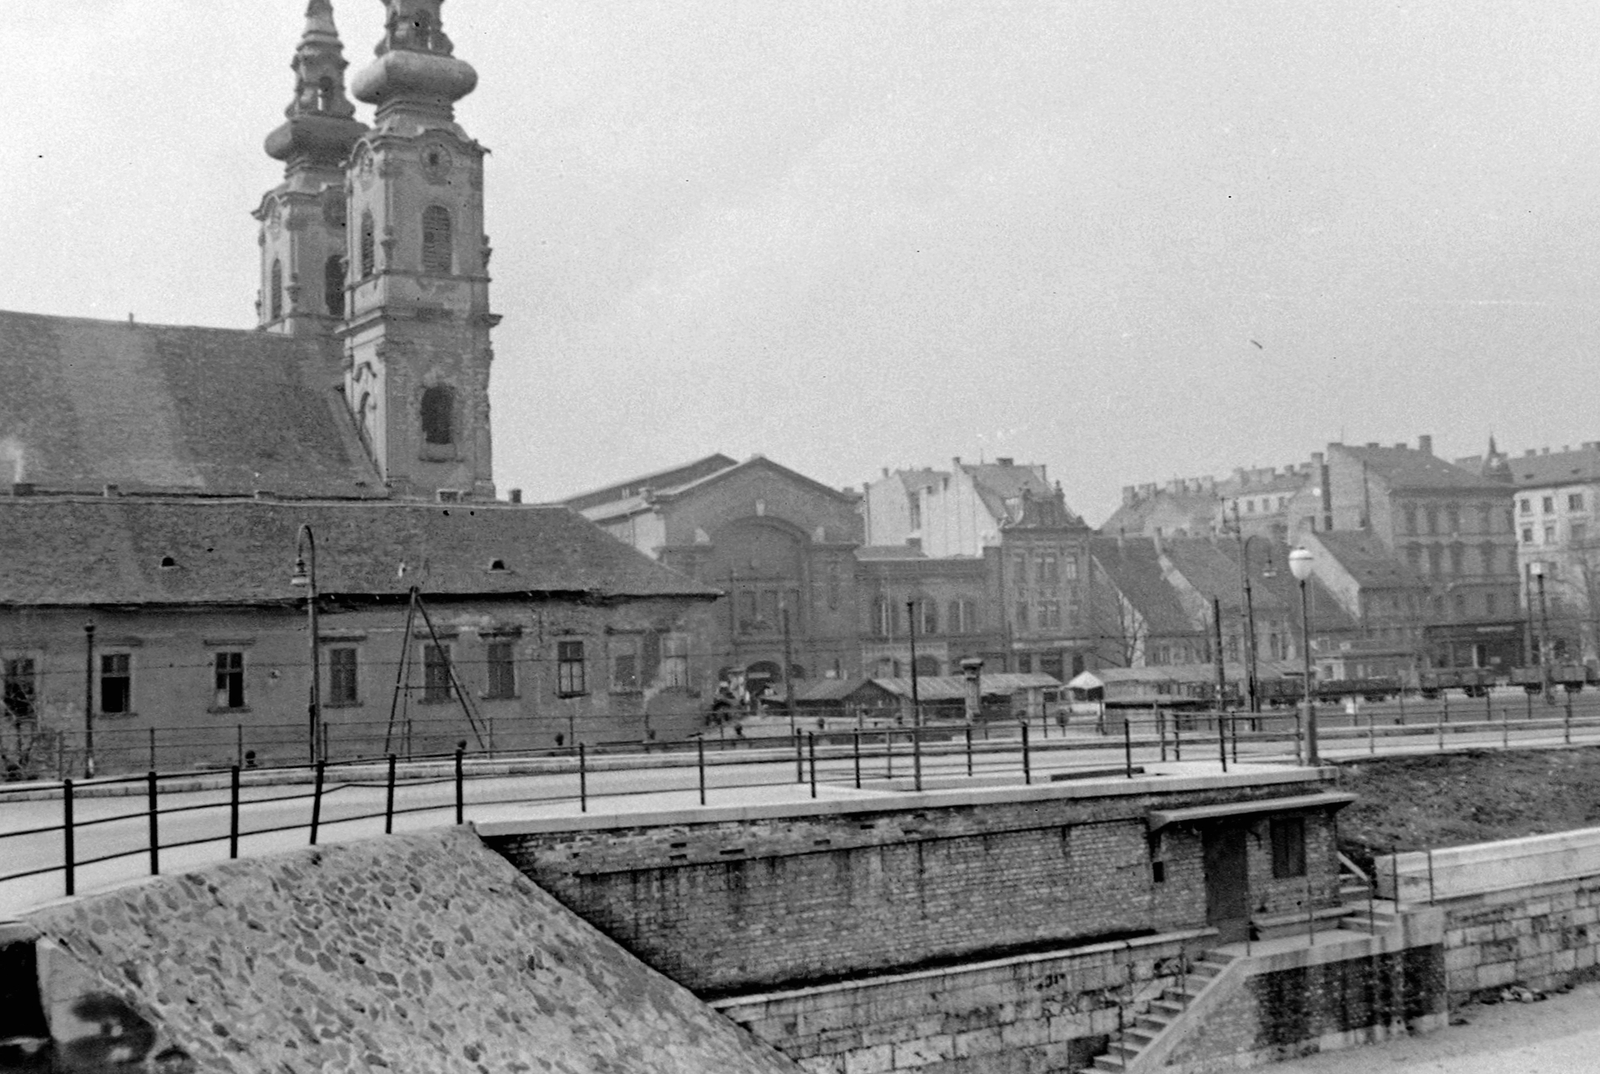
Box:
xmin=713 ymin=931 xmax=1209 ymax=1074
xmin=484 ymin=778 xmax=1342 ymax=995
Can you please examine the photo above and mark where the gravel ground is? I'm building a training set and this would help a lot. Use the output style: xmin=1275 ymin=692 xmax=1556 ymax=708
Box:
xmin=1271 ymin=981 xmax=1600 ymax=1074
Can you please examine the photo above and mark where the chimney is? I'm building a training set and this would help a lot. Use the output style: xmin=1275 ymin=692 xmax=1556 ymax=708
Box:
xmin=882 ymin=467 xmax=890 ymax=477
xmin=1122 ymin=485 xmax=1137 ymax=505
xmin=1418 ymin=434 xmax=1433 ymax=455
xmin=1320 ymin=458 xmax=1333 ymax=531
xmin=997 ymin=457 xmax=1014 ymax=467
xmin=508 ymin=488 xmax=522 ymax=504
xmin=952 ymin=456 xmax=962 ymax=468
xmin=103 ymin=483 xmax=120 ymax=498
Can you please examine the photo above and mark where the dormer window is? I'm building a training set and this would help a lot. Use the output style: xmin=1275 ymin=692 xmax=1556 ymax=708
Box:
xmin=159 ymin=555 xmax=177 ymax=569
xmin=421 ymin=385 xmax=455 ymax=445
xmin=488 ymin=558 xmax=507 ymax=572
xmin=421 ymin=206 xmax=452 ymax=274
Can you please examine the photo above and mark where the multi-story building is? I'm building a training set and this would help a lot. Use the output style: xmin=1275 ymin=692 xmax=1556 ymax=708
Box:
xmin=864 ymin=459 xmax=1096 ymax=677
xmin=564 ymin=455 xmax=866 ymax=696
xmin=1319 ymin=437 xmax=1522 ymax=670
xmin=1298 ymin=530 xmax=1430 ymax=681
xmin=1103 ymin=464 xmax=1313 ymax=542
xmin=1501 ymin=443 xmax=1600 ymax=664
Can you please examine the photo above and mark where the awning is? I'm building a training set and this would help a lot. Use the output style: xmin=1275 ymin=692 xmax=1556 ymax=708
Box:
xmin=1147 ymin=791 xmax=1356 ymax=832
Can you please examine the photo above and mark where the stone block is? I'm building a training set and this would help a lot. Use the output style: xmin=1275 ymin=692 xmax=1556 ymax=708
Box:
xmin=1476 ymin=961 xmax=1516 ymax=989
xmin=1444 ymin=947 xmax=1480 ymax=974
xmin=951 ymin=1025 xmax=1005 ymax=1060
xmin=891 ymin=1034 xmax=955 ymax=1069
xmin=843 ymin=1042 xmax=895 ymax=1074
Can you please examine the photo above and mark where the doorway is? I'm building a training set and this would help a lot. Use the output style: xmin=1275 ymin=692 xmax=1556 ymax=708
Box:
xmin=1202 ymin=824 xmax=1250 ymax=944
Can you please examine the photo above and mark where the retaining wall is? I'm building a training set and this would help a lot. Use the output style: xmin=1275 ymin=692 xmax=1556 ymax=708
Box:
xmin=480 ymin=769 xmax=1341 ymax=995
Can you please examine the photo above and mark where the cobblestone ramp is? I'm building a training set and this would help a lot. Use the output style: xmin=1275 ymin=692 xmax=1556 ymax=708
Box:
xmin=22 ymin=828 xmax=803 ymax=1074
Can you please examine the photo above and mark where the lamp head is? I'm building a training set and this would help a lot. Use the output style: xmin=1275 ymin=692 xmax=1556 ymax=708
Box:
xmin=1288 ymin=546 xmax=1313 ymax=582
xmin=290 ymin=555 xmax=309 ymax=587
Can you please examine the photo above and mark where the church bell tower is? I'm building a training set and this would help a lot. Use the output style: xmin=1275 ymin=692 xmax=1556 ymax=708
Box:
xmin=256 ymin=1 xmax=366 ymax=336
xmin=343 ymin=0 xmax=497 ymax=500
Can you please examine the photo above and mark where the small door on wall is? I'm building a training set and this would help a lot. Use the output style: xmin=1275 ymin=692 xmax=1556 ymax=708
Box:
xmin=1202 ymin=823 xmax=1250 ymax=944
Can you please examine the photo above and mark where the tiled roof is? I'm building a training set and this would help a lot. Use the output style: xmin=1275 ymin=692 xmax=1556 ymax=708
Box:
xmin=1334 ymin=444 xmax=1501 ymax=492
xmin=559 ymin=454 xmax=738 ymax=512
xmin=1310 ymin=530 xmax=1427 ymax=589
xmin=1089 ymin=537 xmax=1196 ymax=635
xmin=573 ymin=455 xmax=859 ymax=525
xmin=0 ymin=309 xmax=382 ymax=498
xmin=964 ymin=463 xmax=1049 ymax=522
xmin=897 ymin=469 xmax=946 ymax=494
xmin=0 ymin=498 xmax=719 ymax=606
xmin=1503 ymin=446 xmax=1600 ymax=489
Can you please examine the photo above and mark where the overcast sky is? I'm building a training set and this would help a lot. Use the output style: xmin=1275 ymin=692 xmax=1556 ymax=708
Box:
xmin=4 ymin=2 xmax=1598 ymax=524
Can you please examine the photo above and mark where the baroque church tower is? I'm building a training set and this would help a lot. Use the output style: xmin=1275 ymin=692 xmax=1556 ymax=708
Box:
xmin=342 ymin=0 xmax=497 ymax=500
xmin=256 ymin=1 xmax=367 ymax=336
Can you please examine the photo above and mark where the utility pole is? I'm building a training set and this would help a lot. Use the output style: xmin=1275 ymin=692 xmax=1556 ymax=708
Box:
xmin=1210 ymin=596 xmax=1227 ymax=715
xmin=781 ymin=602 xmax=796 ymax=736
xmin=907 ymin=600 xmax=923 ymax=791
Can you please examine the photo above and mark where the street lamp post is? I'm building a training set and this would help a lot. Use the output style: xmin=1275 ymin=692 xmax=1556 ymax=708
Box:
xmin=1531 ymin=560 xmax=1553 ymax=703
xmin=290 ymin=524 xmax=321 ymax=765
xmin=1288 ymin=547 xmax=1319 ymax=766
xmin=907 ymin=600 xmax=923 ymax=792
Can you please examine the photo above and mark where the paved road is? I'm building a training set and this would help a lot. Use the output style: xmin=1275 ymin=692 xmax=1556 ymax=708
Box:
xmin=2 ymin=713 xmax=1597 ymax=917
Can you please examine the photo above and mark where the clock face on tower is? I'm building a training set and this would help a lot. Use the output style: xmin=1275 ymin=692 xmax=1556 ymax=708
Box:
xmin=422 ymin=144 xmax=453 ymax=184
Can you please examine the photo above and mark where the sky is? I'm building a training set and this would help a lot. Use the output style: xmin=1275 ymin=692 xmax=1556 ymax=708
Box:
xmin=3 ymin=1 xmax=1598 ymax=525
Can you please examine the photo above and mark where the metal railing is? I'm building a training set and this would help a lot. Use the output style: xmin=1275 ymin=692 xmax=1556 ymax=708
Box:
xmin=3 ymin=700 xmax=1596 ymax=910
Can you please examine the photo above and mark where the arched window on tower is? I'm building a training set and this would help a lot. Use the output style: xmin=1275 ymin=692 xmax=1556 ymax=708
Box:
xmin=421 ymin=206 xmax=452 ymax=274
xmin=324 ymin=255 xmax=345 ymax=317
xmin=356 ymin=392 xmax=374 ymax=450
xmin=420 ymin=386 xmax=455 ymax=446
xmin=269 ymin=259 xmax=283 ymax=320
xmin=359 ymin=210 xmax=375 ymax=278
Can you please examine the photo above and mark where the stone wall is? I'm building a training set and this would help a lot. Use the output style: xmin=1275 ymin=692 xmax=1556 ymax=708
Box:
xmin=482 ymin=772 xmax=1342 ymax=995
xmin=1381 ymin=829 xmax=1600 ymax=1003
xmin=17 ymin=828 xmax=801 ymax=1074
xmin=713 ymin=930 xmax=1211 ymax=1074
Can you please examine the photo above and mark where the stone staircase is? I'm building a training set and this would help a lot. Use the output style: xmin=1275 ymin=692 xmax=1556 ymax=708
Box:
xmin=1090 ymin=952 xmax=1242 ymax=1073
xmin=1092 ymin=860 xmax=1403 ymax=1073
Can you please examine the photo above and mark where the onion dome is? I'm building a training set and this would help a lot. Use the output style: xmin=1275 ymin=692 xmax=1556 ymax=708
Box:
xmin=351 ymin=1 xmax=477 ymax=127
xmin=264 ymin=1 xmax=368 ymax=167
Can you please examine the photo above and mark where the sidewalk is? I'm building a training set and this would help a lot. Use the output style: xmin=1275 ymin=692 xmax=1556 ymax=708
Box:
xmin=1272 ymin=980 xmax=1600 ymax=1073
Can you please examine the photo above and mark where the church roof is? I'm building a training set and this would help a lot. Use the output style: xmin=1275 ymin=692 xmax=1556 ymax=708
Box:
xmin=0 ymin=310 xmax=383 ymax=499
xmin=0 ymin=498 xmax=719 ymax=606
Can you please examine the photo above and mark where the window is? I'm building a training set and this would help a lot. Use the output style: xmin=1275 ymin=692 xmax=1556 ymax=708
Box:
xmin=485 ymin=641 xmax=516 ymax=699
xmin=2 ymin=658 xmax=36 ymax=725
xmin=1039 ymin=599 xmax=1062 ymax=629
xmin=213 ymin=651 xmax=246 ymax=709
xmin=1480 ymin=544 xmax=1496 ymax=575
xmin=359 ymin=210 xmax=375 ymax=277
xmin=917 ymin=600 xmax=938 ymax=635
xmin=1485 ymin=592 xmax=1498 ymax=617
xmin=324 ymin=255 xmax=345 ymax=317
xmin=610 ymin=635 xmax=642 ymax=693
xmin=421 ymin=205 xmax=453 ymax=274
xmin=1405 ymin=544 xmax=1422 ymax=570
xmin=1448 ymin=544 xmax=1464 ymax=576
xmin=557 ymin=640 xmax=586 ymax=696
xmin=1270 ymin=817 xmax=1307 ymax=879
xmin=1403 ymin=505 xmax=1417 ymax=535
xmin=1246 ymin=500 xmax=1255 ymax=514
xmin=1543 ymin=496 xmax=1556 ymax=514
xmin=947 ymin=599 xmax=964 ymax=634
xmin=1425 ymin=507 xmax=1439 ymax=535
xmin=1522 ymin=527 xmax=1534 ymax=544
xmin=420 ymin=385 xmax=455 ymax=445
xmin=1520 ymin=498 xmax=1532 ymax=515
xmin=423 ymin=643 xmax=453 ymax=703
xmin=1570 ymin=493 xmax=1586 ymax=512
xmin=269 ymin=259 xmax=283 ymax=320
xmin=660 ymin=635 xmax=689 ymax=688
xmin=1478 ymin=503 xmax=1494 ymax=533
xmin=1453 ymin=592 xmax=1467 ymax=618
xmin=1015 ymin=600 xmax=1030 ymax=631
xmin=1063 ymin=557 xmax=1078 ymax=581
xmin=328 ymin=647 xmax=359 ymax=706
xmin=873 ymin=597 xmax=892 ymax=638
xmin=101 ymin=654 xmax=131 ymax=714
xmin=1427 ymin=546 xmax=1442 ymax=576
xmin=1038 ymin=553 xmax=1059 ymax=585
xmin=908 ymin=492 xmax=922 ymax=531
xmin=1544 ymin=525 xmax=1556 ymax=544
xmin=1011 ymin=553 xmax=1028 ymax=585
xmin=1573 ymin=522 xmax=1589 ymax=547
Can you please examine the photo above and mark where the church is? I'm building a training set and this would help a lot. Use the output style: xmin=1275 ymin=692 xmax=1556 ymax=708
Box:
xmin=0 ymin=1 xmax=720 ymax=776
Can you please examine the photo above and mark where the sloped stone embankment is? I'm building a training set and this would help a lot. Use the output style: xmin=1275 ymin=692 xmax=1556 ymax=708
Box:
xmin=18 ymin=827 xmax=801 ymax=1073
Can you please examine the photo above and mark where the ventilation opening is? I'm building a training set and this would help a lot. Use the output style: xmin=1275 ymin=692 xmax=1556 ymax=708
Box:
xmin=488 ymin=558 xmax=507 ymax=572
xmin=159 ymin=555 xmax=177 ymax=569
xmin=436 ymin=489 xmax=463 ymax=504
